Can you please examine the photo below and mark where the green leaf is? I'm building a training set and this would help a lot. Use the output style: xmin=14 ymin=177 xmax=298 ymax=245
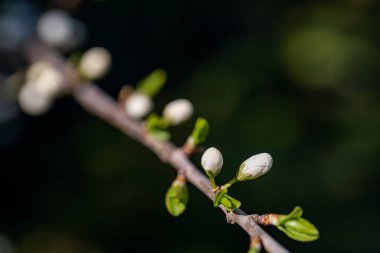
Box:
xmin=213 ymin=188 xmax=228 ymax=207
xmin=278 ymin=206 xmax=303 ymax=224
xmin=149 ymin=129 xmax=170 ymax=141
xmin=165 ymin=180 xmax=189 ymax=217
xmin=146 ymin=114 xmax=171 ymax=140
xmin=137 ymin=69 xmax=167 ymax=97
xmin=189 ymin=117 xmax=209 ymax=145
xmin=277 ymin=218 xmax=319 ymax=242
xmin=213 ymin=189 xmax=241 ymax=212
xmin=220 ymin=194 xmax=241 ymax=212
xmin=146 ymin=114 xmax=170 ymax=130
xmin=276 ymin=206 xmax=319 ymax=242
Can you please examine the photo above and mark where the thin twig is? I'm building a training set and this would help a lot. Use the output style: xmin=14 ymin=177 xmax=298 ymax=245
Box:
xmin=23 ymin=40 xmax=291 ymax=253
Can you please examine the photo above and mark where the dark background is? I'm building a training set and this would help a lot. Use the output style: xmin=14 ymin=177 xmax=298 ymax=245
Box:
xmin=1 ymin=0 xmax=380 ymax=252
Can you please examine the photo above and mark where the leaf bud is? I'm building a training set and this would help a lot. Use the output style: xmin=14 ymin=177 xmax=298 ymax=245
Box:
xmin=165 ymin=175 xmax=189 ymax=217
xmin=275 ymin=206 xmax=320 ymax=242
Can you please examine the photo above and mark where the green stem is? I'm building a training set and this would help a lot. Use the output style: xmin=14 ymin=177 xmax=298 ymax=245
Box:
xmin=222 ymin=177 xmax=238 ymax=190
xmin=210 ymin=177 xmax=217 ymax=189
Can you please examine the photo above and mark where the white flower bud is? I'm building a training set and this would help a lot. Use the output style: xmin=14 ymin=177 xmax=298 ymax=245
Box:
xmin=18 ymin=84 xmax=52 ymax=116
xmin=163 ymin=99 xmax=193 ymax=125
xmin=26 ymin=61 xmax=50 ymax=81
xmin=201 ymin=147 xmax=223 ymax=177
xmin=37 ymin=10 xmax=74 ymax=50
xmin=79 ymin=47 xmax=111 ymax=80
xmin=124 ymin=92 xmax=153 ymax=119
xmin=237 ymin=153 xmax=273 ymax=181
xmin=26 ymin=61 xmax=63 ymax=97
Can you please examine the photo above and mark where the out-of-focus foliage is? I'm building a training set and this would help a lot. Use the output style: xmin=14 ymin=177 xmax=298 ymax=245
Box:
xmin=1 ymin=0 xmax=380 ymax=253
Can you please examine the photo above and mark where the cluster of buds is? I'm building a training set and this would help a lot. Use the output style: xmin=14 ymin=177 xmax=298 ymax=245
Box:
xmin=200 ymin=148 xmax=319 ymax=248
xmin=18 ymin=61 xmax=64 ymax=115
xmin=201 ymin=148 xmax=273 ymax=212
xmin=117 ymin=70 xmax=209 ymax=218
xmin=18 ymin=47 xmax=112 ymax=116
xmin=115 ymin=68 xmax=196 ymax=141
xmin=17 ymin=9 xmax=110 ymax=116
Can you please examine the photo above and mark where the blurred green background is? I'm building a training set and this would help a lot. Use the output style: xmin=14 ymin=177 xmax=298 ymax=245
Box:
xmin=1 ymin=0 xmax=380 ymax=252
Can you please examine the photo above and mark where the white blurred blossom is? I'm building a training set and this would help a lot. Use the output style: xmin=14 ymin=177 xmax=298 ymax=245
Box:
xmin=18 ymin=84 xmax=52 ymax=116
xmin=78 ymin=47 xmax=111 ymax=80
xmin=163 ymin=99 xmax=193 ymax=125
xmin=26 ymin=61 xmax=64 ymax=97
xmin=37 ymin=10 xmax=86 ymax=51
xmin=124 ymin=92 xmax=153 ymax=119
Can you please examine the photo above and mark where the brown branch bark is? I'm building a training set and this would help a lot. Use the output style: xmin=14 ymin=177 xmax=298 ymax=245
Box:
xmin=23 ymin=39 xmax=291 ymax=253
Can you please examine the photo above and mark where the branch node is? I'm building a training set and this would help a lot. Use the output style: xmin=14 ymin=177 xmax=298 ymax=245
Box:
xmin=226 ymin=211 xmax=236 ymax=224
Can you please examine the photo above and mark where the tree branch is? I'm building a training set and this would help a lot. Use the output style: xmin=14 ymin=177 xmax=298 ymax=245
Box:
xmin=72 ymin=84 xmax=290 ymax=253
xmin=23 ymin=39 xmax=290 ymax=253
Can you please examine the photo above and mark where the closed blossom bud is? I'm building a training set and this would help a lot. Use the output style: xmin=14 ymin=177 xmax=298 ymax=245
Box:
xmin=18 ymin=84 xmax=52 ymax=116
xmin=37 ymin=10 xmax=86 ymax=51
xmin=201 ymin=147 xmax=223 ymax=177
xmin=124 ymin=92 xmax=153 ymax=119
xmin=26 ymin=62 xmax=63 ymax=97
xmin=163 ymin=99 xmax=193 ymax=125
xmin=37 ymin=10 xmax=73 ymax=50
xmin=79 ymin=47 xmax=111 ymax=80
xmin=237 ymin=153 xmax=272 ymax=181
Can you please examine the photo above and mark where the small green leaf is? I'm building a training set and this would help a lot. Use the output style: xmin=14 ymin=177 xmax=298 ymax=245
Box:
xmin=213 ymin=188 xmax=228 ymax=207
xmin=276 ymin=206 xmax=319 ymax=242
xmin=146 ymin=114 xmax=171 ymax=140
xmin=220 ymin=194 xmax=241 ymax=212
xmin=278 ymin=206 xmax=303 ymax=224
xmin=146 ymin=114 xmax=170 ymax=130
xmin=137 ymin=69 xmax=167 ymax=97
xmin=165 ymin=178 xmax=189 ymax=217
xmin=213 ymin=189 xmax=241 ymax=212
xmin=277 ymin=218 xmax=319 ymax=242
xmin=149 ymin=129 xmax=171 ymax=141
xmin=189 ymin=117 xmax=209 ymax=145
